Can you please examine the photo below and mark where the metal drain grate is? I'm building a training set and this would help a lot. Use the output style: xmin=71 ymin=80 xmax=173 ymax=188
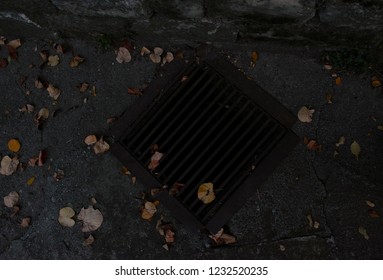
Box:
xmin=111 ymin=54 xmax=299 ymax=233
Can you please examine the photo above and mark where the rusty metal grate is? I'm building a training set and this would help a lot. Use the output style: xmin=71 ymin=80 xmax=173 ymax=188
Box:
xmin=110 ymin=54 xmax=298 ymax=233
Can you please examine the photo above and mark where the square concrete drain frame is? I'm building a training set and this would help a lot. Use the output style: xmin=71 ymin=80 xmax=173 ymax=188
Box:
xmin=110 ymin=50 xmax=299 ymax=234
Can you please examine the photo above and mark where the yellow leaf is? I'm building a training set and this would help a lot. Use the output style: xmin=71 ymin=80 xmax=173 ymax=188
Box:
xmin=198 ymin=182 xmax=215 ymax=204
xmin=27 ymin=176 xmax=36 ymax=186
xmin=58 ymin=207 xmax=75 ymax=227
xmin=7 ymin=138 xmax=21 ymax=152
xmin=350 ymin=141 xmax=361 ymax=160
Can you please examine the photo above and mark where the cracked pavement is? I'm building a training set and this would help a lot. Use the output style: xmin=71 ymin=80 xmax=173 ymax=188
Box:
xmin=0 ymin=38 xmax=382 ymax=259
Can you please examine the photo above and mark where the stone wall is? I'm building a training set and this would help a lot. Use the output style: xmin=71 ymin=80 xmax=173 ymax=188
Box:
xmin=0 ymin=0 xmax=382 ymax=46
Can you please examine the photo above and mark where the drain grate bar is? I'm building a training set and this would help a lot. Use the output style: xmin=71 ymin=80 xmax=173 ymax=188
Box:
xmin=111 ymin=53 xmax=299 ymax=233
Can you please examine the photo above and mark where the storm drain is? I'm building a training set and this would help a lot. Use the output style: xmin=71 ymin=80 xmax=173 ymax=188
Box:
xmin=111 ymin=55 xmax=299 ymax=233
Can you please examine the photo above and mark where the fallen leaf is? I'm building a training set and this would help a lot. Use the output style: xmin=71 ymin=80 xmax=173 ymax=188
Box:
xmin=3 ymin=191 xmax=19 ymax=207
xmin=325 ymin=92 xmax=333 ymax=104
xmin=148 ymin=151 xmax=163 ymax=170
xmin=20 ymin=217 xmax=31 ymax=228
xmin=58 ymin=207 xmax=76 ymax=227
xmin=106 ymin=117 xmax=117 ymax=124
xmin=7 ymin=39 xmax=21 ymax=49
xmin=0 ymin=36 xmax=6 ymax=44
xmin=34 ymin=79 xmax=44 ymax=89
xmin=378 ymin=125 xmax=383 ymax=131
xmin=0 ymin=58 xmax=8 ymax=68
xmin=303 ymin=137 xmax=322 ymax=152
xmin=128 ymin=87 xmax=142 ymax=96
xmin=198 ymin=182 xmax=215 ymax=204
xmin=335 ymin=76 xmax=342 ymax=86
xmin=47 ymin=55 xmax=60 ymax=66
xmin=70 ymin=55 xmax=84 ymax=67
xmin=11 ymin=206 xmax=20 ymax=217
xmin=279 ymin=244 xmax=286 ymax=251
xmin=47 ymin=84 xmax=61 ymax=100
xmin=307 ymin=214 xmax=313 ymax=227
xmin=162 ymin=52 xmax=174 ymax=65
xmin=313 ymin=221 xmax=320 ymax=229
xmin=7 ymin=45 xmax=18 ymax=60
xmin=368 ymin=209 xmax=380 ymax=218
xmin=131 ymin=176 xmax=137 ymax=185
xmin=323 ymin=64 xmax=333 ymax=70
xmin=140 ymin=46 xmax=151 ymax=56
xmin=39 ymin=50 xmax=48 ymax=63
xmin=371 ymin=76 xmax=382 ymax=88
xmin=358 ymin=226 xmax=369 ymax=240
xmin=91 ymin=197 xmax=97 ymax=204
xmin=38 ymin=150 xmax=48 ymax=166
xmin=366 ymin=200 xmax=375 ymax=207
xmin=165 ymin=229 xmax=175 ymax=243
xmin=141 ymin=201 xmax=157 ymax=220
xmin=335 ymin=136 xmax=345 ymax=147
xmin=93 ymin=138 xmax=110 ymax=154
xmin=120 ymin=166 xmax=131 ymax=176
xmin=77 ymin=205 xmax=103 ymax=232
xmin=27 ymin=176 xmax=36 ymax=186
xmin=250 ymin=51 xmax=258 ymax=66
xmin=0 ymin=156 xmax=19 ymax=176
xmin=34 ymin=108 xmax=49 ymax=128
xmin=162 ymin=244 xmax=169 ymax=250
xmin=84 ymin=135 xmax=97 ymax=145
xmin=150 ymin=53 xmax=161 ymax=64
xmin=181 ymin=76 xmax=188 ymax=82
xmin=209 ymin=228 xmax=237 ymax=245
xmin=77 ymin=82 xmax=89 ymax=93
xmin=83 ymin=235 xmax=95 ymax=246
xmin=18 ymin=104 xmax=34 ymax=113
xmin=53 ymin=169 xmax=64 ymax=181
xmin=153 ymin=47 xmax=163 ymax=56
xmin=351 ymin=141 xmax=361 ymax=160
xmin=116 ymin=47 xmax=131 ymax=63
xmin=54 ymin=44 xmax=64 ymax=54
xmin=7 ymin=139 xmax=21 ymax=153
xmin=298 ymin=106 xmax=315 ymax=123
xmin=169 ymin=182 xmax=185 ymax=196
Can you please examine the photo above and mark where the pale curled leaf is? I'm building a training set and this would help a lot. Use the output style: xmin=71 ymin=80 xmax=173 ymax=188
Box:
xmin=116 ymin=47 xmax=131 ymax=63
xmin=198 ymin=183 xmax=215 ymax=204
xmin=78 ymin=206 xmax=103 ymax=232
xmin=47 ymin=84 xmax=61 ymax=100
xmin=93 ymin=138 xmax=110 ymax=154
xmin=20 ymin=217 xmax=31 ymax=228
xmin=58 ymin=207 xmax=75 ymax=227
xmin=366 ymin=200 xmax=375 ymax=208
xmin=148 ymin=151 xmax=163 ymax=170
xmin=0 ymin=156 xmax=19 ymax=176
xmin=47 ymin=55 xmax=60 ymax=66
xmin=19 ymin=104 xmax=35 ymax=113
xmin=351 ymin=141 xmax=361 ymax=160
xmin=7 ymin=39 xmax=21 ymax=49
xmin=153 ymin=47 xmax=163 ymax=56
xmin=298 ymin=106 xmax=315 ymax=123
xmin=141 ymin=201 xmax=157 ymax=220
xmin=70 ymin=56 xmax=84 ymax=67
xmin=150 ymin=53 xmax=161 ymax=64
xmin=140 ymin=46 xmax=151 ymax=56
xmin=84 ymin=135 xmax=97 ymax=145
xmin=4 ymin=191 xmax=20 ymax=207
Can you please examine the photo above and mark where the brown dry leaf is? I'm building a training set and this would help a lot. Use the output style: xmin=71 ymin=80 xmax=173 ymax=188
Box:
xmin=131 ymin=176 xmax=137 ymax=185
xmin=27 ymin=176 xmax=36 ymax=186
xmin=141 ymin=201 xmax=157 ymax=220
xmin=34 ymin=108 xmax=49 ymax=128
xmin=250 ymin=51 xmax=258 ymax=66
xmin=335 ymin=76 xmax=342 ymax=86
xmin=20 ymin=217 xmax=31 ymax=228
xmin=366 ymin=200 xmax=375 ymax=207
xmin=84 ymin=135 xmax=97 ymax=145
xmin=11 ymin=206 xmax=20 ymax=218
xmin=39 ymin=50 xmax=48 ymax=63
xmin=368 ymin=209 xmax=380 ymax=218
xmin=148 ymin=151 xmax=163 ymax=170
xmin=83 ymin=235 xmax=95 ymax=246
xmin=78 ymin=205 xmax=103 ymax=232
xmin=7 ymin=139 xmax=21 ymax=153
xmin=335 ymin=136 xmax=345 ymax=147
xmin=307 ymin=214 xmax=313 ymax=227
xmin=351 ymin=141 xmax=361 ymax=160
xmin=169 ymin=182 xmax=185 ymax=196
xmin=162 ymin=52 xmax=174 ymax=65
xmin=18 ymin=104 xmax=34 ymax=113
xmin=150 ymin=53 xmax=161 ymax=64
xmin=70 ymin=55 xmax=84 ymax=67
xmin=7 ymin=39 xmax=21 ymax=49
xmin=0 ymin=58 xmax=8 ymax=68
xmin=298 ymin=106 xmax=315 ymax=123
xmin=47 ymin=55 xmax=60 ymax=66
xmin=77 ymin=82 xmax=89 ymax=93
xmin=53 ymin=169 xmax=64 ymax=181
xmin=140 ymin=46 xmax=151 ymax=56
xmin=116 ymin=47 xmax=132 ymax=63
xmin=313 ymin=221 xmax=320 ymax=229
xmin=120 ymin=166 xmax=131 ymax=176
xmin=165 ymin=229 xmax=175 ymax=243
xmin=371 ymin=76 xmax=382 ymax=88
xmin=47 ymin=84 xmax=61 ymax=100
xmin=325 ymin=92 xmax=333 ymax=104
xmin=93 ymin=138 xmax=110 ymax=154
xmin=209 ymin=228 xmax=237 ymax=245
xmin=0 ymin=156 xmax=19 ymax=176
xmin=198 ymin=182 xmax=215 ymax=204
xmin=3 ymin=191 xmax=20 ymax=207
xmin=128 ymin=87 xmax=142 ymax=96
xmin=358 ymin=226 xmax=369 ymax=240
xmin=58 ymin=207 xmax=75 ymax=227
xmin=35 ymin=79 xmax=44 ymax=89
